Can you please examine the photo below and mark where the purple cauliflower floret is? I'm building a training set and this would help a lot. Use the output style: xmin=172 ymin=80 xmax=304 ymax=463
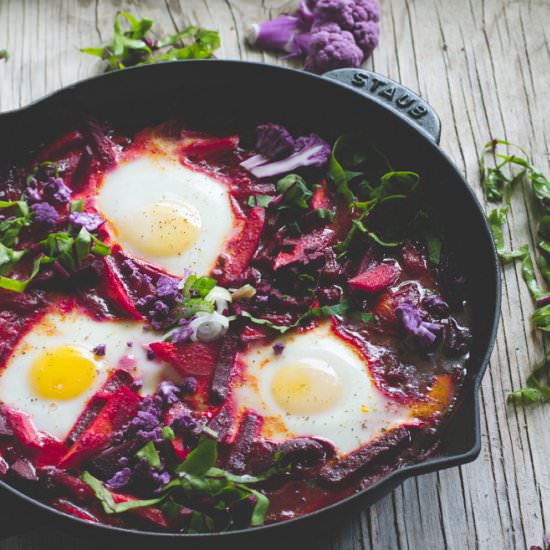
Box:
xmin=23 ymin=178 xmax=42 ymax=203
xmin=246 ymin=132 xmax=331 ymax=179
xmin=92 ymin=343 xmax=106 ymax=356
xmin=137 ymin=274 xmax=185 ymax=331
xmin=69 ymin=211 xmax=105 ymax=232
xmin=31 ymin=202 xmax=59 ymax=226
xmin=395 ymin=301 xmax=443 ymax=349
xmin=241 ymin=123 xmax=296 ymax=172
xmin=43 ymin=177 xmax=72 ymax=205
xmin=314 ymin=0 xmax=380 ymax=51
xmin=157 ymin=380 xmax=181 ymax=406
xmin=247 ymin=0 xmax=379 ymax=72
xmin=352 ymin=19 xmax=379 ymax=55
xmin=304 ymin=23 xmax=364 ymax=73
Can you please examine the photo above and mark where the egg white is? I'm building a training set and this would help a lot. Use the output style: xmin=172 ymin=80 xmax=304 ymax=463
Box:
xmin=232 ymin=323 xmax=414 ymax=456
xmin=0 ymin=310 xmax=171 ymax=441
xmin=97 ymin=151 xmax=235 ymax=277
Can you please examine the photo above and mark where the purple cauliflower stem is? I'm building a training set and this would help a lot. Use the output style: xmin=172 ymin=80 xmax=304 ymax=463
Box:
xmin=246 ymin=0 xmax=380 ymax=74
xmin=241 ymin=124 xmax=296 ymax=172
xmin=241 ymin=129 xmax=331 ymax=180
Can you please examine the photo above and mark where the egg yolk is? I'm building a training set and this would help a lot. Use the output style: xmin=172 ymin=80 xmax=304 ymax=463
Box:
xmin=121 ymin=199 xmax=201 ymax=258
xmin=29 ymin=345 xmax=98 ymax=400
xmin=271 ymin=359 xmax=343 ymax=415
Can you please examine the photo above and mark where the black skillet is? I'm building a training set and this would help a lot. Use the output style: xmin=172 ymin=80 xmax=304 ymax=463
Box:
xmin=0 ymin=61 xmax=500 ymax=547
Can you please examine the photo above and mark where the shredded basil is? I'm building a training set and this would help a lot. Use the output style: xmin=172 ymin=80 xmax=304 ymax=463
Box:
xmin=81 ymin=471 xmax=165 ymax=514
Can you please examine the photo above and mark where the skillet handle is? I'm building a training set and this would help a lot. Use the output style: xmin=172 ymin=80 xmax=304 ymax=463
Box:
xmin=322 ymin=68 xmax=441 ymax=144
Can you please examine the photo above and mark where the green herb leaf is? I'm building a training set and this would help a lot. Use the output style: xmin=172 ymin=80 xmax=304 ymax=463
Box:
xmin=0 ymin=50 xmax=8 ymax=62
xmin=81 ymin=12 xmax=220 ymax=71
xmin=136 ymin=441 xmax=162 ymax=470
xmin=276 ymin=174 xmax=315 ymax=210
xmin=82 ymin=471 xmax=164 ymax=514
xmin=0 ymin=243 xmax=26 ymax=275
xmin=0 ymin=255 xmax=53 ymax=292
xmin=74 ymin=227 xmax=92 ymax=264
xmin=508 ymin=354 xmax=550 ymax=405
xmin=487 ymin=208 xmax=529 ymax=262
xmin=162 ymin=426 xmax=175 ymax=441
xmin=176 ymin=428 xmax=218 ymax=477
xmin=247 ymin=195 xmax=272 ymax=208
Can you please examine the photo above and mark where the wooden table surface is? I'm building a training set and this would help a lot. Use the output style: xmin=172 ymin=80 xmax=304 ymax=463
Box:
xmin=0 ymin=0 xmax=549 ymax=548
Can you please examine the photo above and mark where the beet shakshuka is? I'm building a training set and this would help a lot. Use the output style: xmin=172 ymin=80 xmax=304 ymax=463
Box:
xmin=0 ymin=120 xmax=472 ymax=532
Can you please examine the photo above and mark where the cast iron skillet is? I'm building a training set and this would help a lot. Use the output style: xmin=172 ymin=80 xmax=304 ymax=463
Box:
xmin=0 ymin=61 xmax=500 ymax=547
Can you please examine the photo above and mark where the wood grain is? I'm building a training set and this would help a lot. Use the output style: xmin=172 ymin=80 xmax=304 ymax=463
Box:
xmin=0 ymin=0 xmax=549 ymax=548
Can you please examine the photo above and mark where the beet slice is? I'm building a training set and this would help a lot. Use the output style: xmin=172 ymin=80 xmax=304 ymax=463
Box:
xmin=59 ymin=386 xmax=141 ymax=469
xmin=273 ymin=228 xmax=335 ymax=270
xmin=319 ymin=426 xmax=412 ymax=485
xmin=401 ymin=242 xmax=429 ymax=276
xmin=218 ymin=206 xmax=266 ymax=285
xmin=207 ymin=402 xmax=234 ymax=442
xmin=149 ymin=341 xmax=220 ymax=378
xmin=225 ymin=410 xmax=263 ymax=474
xmin=210 ymin=336 xmax=239 ymax=405
xmin=348 ymin=261 xmax=401 ymax=292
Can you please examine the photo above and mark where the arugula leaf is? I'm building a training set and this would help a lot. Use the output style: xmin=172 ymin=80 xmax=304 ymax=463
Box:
xmin=522 ymin=253 xmax=550 ymax=303
xmin=327 ymin=136 xmax=355 ymax=205
xmin=81 ymin=12 xmax=220 ymax=71
xmin=136 ymin=441 xmax=161 ymax=470
xmin=247 ymin=195 xmax=272 ymax=208
xmin=276 ymin=174 xmax=315 ymax=210
xmin=70 ymin=199 xmax=84 ymax=213
xmin=508 ymin=354 xmax=550 ymax=405
xmin=74 ymin=227 xmax=92 ymax=264
xmin=82 ymin=471 xmax=164 ymax=514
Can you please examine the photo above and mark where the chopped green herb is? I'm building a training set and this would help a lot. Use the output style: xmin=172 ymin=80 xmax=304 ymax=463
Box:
xmin=81 ymin=12 xmax=220 ymax=71
xmin=247 ymin=195 xmax=272 ymax=208
xmin=136 ymin=441 xmax=161 ymax=470
xmin=162 ymin=426 xmax=175 ymax=442
xmin=276 ymin=174 xmax=316 ymax=210
xmin=0 ymin=50 xmax=8 ymax=62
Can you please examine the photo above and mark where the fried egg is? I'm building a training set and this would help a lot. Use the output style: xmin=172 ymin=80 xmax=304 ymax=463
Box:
xmin=232 ymin=323 xmax=415 ymax=456
xmin=97 ymin=149 xmax=235 ymax=277
xmin=0 ymin=309 xmax=171 ymax=441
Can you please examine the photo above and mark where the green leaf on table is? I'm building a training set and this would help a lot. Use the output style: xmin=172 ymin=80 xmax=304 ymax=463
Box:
xmin=81 ymin=11 xmax=220 ymax=71
xmin=508 ymin=354 xmax=550 ymax=405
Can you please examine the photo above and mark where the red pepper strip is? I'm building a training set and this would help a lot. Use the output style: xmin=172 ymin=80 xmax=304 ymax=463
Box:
xmin=180 ymin=135 xmax=239 ymax=160
xmin=149 ymin=341 xmax=220 ymax=378
xmin=100 ymin=256 xmax=143 ymax=320
xmin=1 ymin=407 xmax=66 ymax=467
xmin=51 ymin=498 xmax=100 ymax=523
xmin=348 ymin=261 xmax=401 ymax=292
xmin=59 ymin=386 xmax=141 ymax=470
xmin=310 ymin=179 xmax=331 ymax=210
xmin=65 ymin=369 xmax=134 ymax=447
xmin=111 ymin=492 xmax=170 ymax=529
xmin=218 ymin=206 xmax=266 ymax=285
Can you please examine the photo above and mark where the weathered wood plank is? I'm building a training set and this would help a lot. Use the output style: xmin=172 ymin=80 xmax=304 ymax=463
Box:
xmin=0 ymin=1 xmax=549 ymax=549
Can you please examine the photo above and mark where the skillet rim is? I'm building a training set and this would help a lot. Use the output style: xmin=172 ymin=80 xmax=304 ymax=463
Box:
xmin=0 ymin=59 xmax=501 ymax=539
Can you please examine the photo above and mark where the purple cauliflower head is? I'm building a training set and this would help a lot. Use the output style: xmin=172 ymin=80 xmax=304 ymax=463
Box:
xmin=69 ymin=211 xmax=105 ymax=232
xmin=31 ymin=202 xmax=59 ymax=226
xmin=304 ymin=23 xmax=364 ymax=73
